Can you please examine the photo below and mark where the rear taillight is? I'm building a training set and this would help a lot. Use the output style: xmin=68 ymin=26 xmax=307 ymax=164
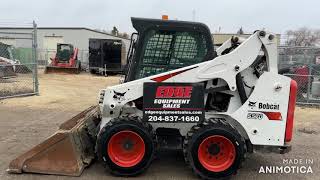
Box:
xmin=285 ymin=80 xmax=297 ymax=142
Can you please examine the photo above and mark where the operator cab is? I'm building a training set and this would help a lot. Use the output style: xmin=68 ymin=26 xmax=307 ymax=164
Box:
xmin=125 ymin=17 xmax=216 ymax=82
xmin=56 ymin=43 xmax=74 ymax=62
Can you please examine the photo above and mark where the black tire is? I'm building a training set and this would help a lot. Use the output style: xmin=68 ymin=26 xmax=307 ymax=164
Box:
xmin=97 ymin=116 xmax=155 ymax=176
xmin=183 ymin=118 xmax=246 ymax=180
xmin=90 ymin=69 xmax=97 ymax=74
xmin=77 ymin=61 xmax=81 ymax=73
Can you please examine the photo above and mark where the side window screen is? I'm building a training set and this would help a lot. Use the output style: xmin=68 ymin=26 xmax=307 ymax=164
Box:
xmin=142 ymin=32 xmax=173 ymax=65
xmin=137 ymin=30 xmax=208 ymax=79
xmin=171 ymin=32 xmax=207 ymax=66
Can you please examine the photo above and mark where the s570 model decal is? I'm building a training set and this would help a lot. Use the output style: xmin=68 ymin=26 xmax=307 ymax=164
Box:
xmin=247 ymin=112 xmax=263 ymax=120
xmin=248 ymin=110 xmax=282 ymax=121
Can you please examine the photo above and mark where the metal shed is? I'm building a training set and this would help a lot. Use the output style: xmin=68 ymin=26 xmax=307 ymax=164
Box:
xmin=0 ymin=27 xmax=131 ymax=69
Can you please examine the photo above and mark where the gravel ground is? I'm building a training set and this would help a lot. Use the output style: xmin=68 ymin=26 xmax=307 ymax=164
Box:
xmin=0 ymin=72 xmax=319 ymax=180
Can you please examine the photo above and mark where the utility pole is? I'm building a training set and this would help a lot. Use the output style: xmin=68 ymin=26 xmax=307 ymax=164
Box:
xmin=192 ymin=9 xmax=196 ymax=21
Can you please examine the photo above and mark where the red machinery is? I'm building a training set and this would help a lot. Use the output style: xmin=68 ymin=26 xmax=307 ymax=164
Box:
xmin=45 ymin=43 xmax=81 ymax=74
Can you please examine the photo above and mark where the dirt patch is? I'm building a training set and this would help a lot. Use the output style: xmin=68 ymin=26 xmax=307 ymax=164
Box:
xmin=0 ymin=73 xmax=34 ymax=97
xmin=298 ymin=128 xmax=318 ymax=135
xmin=0 ymin=70 xmax=120 ymax=110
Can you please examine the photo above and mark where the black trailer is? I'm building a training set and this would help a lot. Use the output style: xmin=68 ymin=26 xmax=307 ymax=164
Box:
xmin=89 ymin=39 xmax=126 ymax=75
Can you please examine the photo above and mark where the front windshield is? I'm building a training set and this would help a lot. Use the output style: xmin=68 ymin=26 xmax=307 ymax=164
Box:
xmin=59 ymin=45 xmax=71 ymax=51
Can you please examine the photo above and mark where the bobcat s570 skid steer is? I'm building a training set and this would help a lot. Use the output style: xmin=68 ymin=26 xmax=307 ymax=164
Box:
xmin=8 ymin=18 xmax=297 ymax=180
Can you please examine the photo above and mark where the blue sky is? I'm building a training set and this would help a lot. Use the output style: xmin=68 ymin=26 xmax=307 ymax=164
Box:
xmin=0 ymin=0 xmax=319 ymax=34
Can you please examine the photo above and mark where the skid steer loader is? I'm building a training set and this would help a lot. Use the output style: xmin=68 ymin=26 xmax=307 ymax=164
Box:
xmin=45 ymin=43 xmax=81 ymax=74
xmin=8 ymin=18 xmax=297 ymax=180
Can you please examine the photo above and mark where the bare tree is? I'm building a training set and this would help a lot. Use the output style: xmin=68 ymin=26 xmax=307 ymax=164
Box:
xmin=285 ymin=27 xmax=320 ymax=46
xmin=237 ymin=27 xmax=244 ymax=34
xmin=111 ymin=26 xmax=119 ymax=36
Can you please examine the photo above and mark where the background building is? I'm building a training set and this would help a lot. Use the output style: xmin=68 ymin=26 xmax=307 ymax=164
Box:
xmin=0 ymin=27 xmax=130 ymax=68
xmin=212 ymin=33 xmax=281 ymax=46
xmin=0 ymin=27 xmax=282 ymax=69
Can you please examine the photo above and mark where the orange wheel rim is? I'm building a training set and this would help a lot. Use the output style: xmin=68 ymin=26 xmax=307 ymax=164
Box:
xmin=108 ymin=130 xmax=145 ymax=167
xmin=198 ymin=135 xmax=236 ymax=172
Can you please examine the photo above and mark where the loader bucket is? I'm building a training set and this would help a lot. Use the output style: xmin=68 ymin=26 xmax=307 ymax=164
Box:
xmin=45 ymin=66 xmax=81 ymax=74
xmin=7 ymin=106 xmax=101 ymax=176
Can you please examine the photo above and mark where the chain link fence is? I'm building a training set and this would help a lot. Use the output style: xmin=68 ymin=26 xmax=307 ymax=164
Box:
xmin=0 ymin=22 xmax=38 ymax=99
xmin=279 ymin=46 xmax=320 ymax=105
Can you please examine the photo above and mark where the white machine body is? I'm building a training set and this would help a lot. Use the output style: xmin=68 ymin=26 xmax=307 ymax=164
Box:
xmin=98 ymin=30 xmax=295 ymax=147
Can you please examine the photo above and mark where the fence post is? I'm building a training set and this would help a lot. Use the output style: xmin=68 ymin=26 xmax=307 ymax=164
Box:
xmin=307 ymin=54 xmax=313 ymax=103
xmin=46 ymin=49 xmax=48 ymax=66
xmin=32 ymin=21 xmax=39 ymax=95
xmin=81 ymin=50 xmax=84 ymax=70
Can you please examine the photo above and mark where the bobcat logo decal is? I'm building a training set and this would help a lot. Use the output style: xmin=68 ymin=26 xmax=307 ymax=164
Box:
xmin=248 ymin=101 xmax=257 ymax=108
